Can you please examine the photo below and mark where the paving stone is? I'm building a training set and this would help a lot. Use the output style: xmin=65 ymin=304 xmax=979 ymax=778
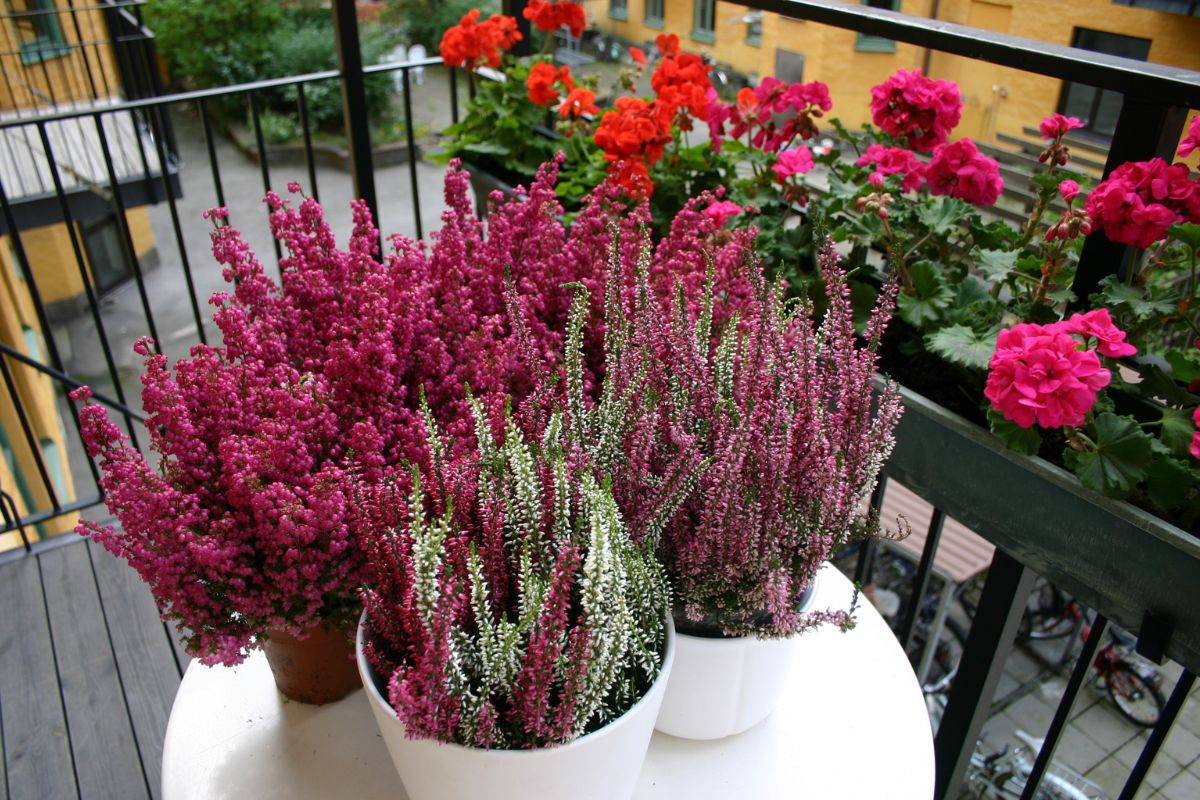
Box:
xmin=1006 ymin=692 xmax=1056 ymax=736
xmin=1076 ymin=701 xmax=1141 ymax=752
xmin=1086 ymin=757 xmax=1138 ymax=798
xmin=1159 ymin=722 xmax=1200 ymax=770
xmin=1157 ymin=767 xmax=1200 ymax=800
xmin=1052 ymin=726 xmax=1112 ymax=776
xmin=1112 ymin=737 xmax=1184 ymax=789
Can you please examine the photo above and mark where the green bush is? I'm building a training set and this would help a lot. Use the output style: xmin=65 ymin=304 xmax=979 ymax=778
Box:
xmin=145 ymin=0 xmax=282 ymax=89
xmin=255 ymin=111 xmax=302 ymax=146
xmin=382 ymin=0 xmax=497 ymax=50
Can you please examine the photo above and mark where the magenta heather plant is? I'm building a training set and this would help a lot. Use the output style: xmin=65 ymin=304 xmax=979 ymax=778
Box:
xmin=636 ymin=238 xmax=904 ymax=637
xmin=359 ymin=398 xmax=669 ymax=749
xmin=74 ymin=157 xmax=744 ymax=666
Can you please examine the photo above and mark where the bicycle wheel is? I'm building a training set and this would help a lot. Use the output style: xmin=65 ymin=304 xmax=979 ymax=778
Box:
xmin=908 ymin=616 xmax=968 ymax=691
xmin=1106 ymin=663 xmax=1165 ymax=728
xmin=1019 ymin=579 xmax=1076 ymax=641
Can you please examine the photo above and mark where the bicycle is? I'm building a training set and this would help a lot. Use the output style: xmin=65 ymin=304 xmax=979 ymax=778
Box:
xmin=963 ymin=730 xmax=1107 ymax=800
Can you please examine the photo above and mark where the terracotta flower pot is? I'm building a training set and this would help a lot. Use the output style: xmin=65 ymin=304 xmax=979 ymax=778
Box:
xmin=261 ymin=621 xmax=361 ymax=705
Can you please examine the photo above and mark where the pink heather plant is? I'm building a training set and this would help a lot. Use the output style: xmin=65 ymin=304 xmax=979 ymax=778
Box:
xmin=925 ymin=138 xmax=1004 ymax=206
xmin=868 ymin=68 xmax=962 ymax=153
xmin=627 ymin=238 xmax=904 ymax=636
xmin=984 ymin=321 xmax=1113 ymax=429
xmin=73 ymin=157 xmax=751 ymax=665
xmin=358 ymin=398 xmax=669 ymax=749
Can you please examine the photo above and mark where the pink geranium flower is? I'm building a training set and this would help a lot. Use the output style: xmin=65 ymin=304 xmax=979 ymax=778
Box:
xmin=1059 ymin=180 xmax=1080 ymax=203
xmin=1191 ymin=406 xmax=1200 ymax=460
xmin=1086 ymin=158 xmax=1200 ymax=248
xmin=1057 ymin=309 xmax=1137 ymax=359
xmin=869 ymin=69 xmax=962 ymax=153
xmin=856 ymin=144 xmax=926 ymax=192
xmin=772 ymin=146 xmax=815 ymax=180
xmin=704 ymin=199 xmax=743 ymax=226
xmin=985 ymin=323 xmax=1111 ymax=429
xmin=1178 ymin=115 xmax=1200 ymax=159
xmin=1039 ymin=113 xmax=1084 ymax=140
xmin=926 ymin=138 xmax=1004 ymax=206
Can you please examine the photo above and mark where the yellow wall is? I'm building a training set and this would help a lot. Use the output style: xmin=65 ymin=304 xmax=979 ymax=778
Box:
xmin=0 ymin=235 xmax=77 ymax=544
xmin=0 ymin=2 xmax=121 ymax=111
xmin=594 ymin=0 xmax=1200 ymax=151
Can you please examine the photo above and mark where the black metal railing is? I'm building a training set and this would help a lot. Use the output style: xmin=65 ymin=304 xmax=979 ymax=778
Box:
xmin=0 ymin=1 xmax=1197 ymax=797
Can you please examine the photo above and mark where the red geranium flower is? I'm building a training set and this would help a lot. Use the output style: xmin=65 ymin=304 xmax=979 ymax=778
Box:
xmin=523 ymin=0 xmax=586 ymax=38
xmin=439 ymin=9 xmax=522 ymax=70
xmin=560 ymin=87 xmax=600 ymax=118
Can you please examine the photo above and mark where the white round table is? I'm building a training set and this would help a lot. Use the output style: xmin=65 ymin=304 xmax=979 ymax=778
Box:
xmin=162 ymin=565 xmax=935 ymax=799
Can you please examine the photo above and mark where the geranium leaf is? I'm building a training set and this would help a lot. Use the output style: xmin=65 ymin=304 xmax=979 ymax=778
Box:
xmin=916 ymin=198 xmax=971 ymax=235
xmin=1094 ymin=275 xmax=1176 ymax=319
xmin=1146 ymin=456 xmax=1194 ymax=511
xmin=1164 ymin=348 xmax=1200 ymax=383
xmin=988 ymin=409 xmax=1042 ymax=455
xmin=974 ymin=248 xmax=1019 ymax=283
xmin=1159 ymin=406 xmax=1198 ymax=459
xmin=926 ymin=324 xmax=996 ymax=369
xmin=898 ymin=260 xmax=952 ymax=327
xmin=1069 ymin=413 xmax=1153 ymax=498
xmin=1168 ymin=222 xmax=1200 ymax=251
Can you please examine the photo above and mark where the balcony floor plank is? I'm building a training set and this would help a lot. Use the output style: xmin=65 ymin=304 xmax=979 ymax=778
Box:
xmin=0 ymin=556 xmax=77 ymax=800
xmin=86 ymin=541 xmax=184 ymax=800
xmin=40 ymin=543 xmax=151 ymax=800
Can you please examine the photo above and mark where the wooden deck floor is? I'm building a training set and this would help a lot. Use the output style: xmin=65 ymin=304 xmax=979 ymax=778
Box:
xmin=0 ymin=536 xmax=188 ymax=800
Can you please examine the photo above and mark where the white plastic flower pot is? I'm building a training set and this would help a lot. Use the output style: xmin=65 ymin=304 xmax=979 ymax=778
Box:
xmin=655 ymin=568 xmax=823 ymax=740
xmin=356 ymin=614 xmax=675 ymax=800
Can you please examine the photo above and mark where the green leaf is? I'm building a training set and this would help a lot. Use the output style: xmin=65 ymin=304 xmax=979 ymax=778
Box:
xmin=1070 ymin=413 xmax=1153 ymax=498
xmin=897 ymin=260 xmax=953 ymax=327
xmin=926 ymin=324 xmax=997 ymax=369
xmin=988 ymin=408 xmax=1042 ymax=455
xmin=1167 ymin=222 xmax=1200 ymax=251
xmin=916 ymin=198 xmax=972 ymax=235
xmin=1094 ymin=275 xmax=1176 ymax=319
xmin=1159 ymin=406 xmax=1198 ymax=459
xmin=463 ymin=140 xmax=512 ymax=157
xmin=974 ymin=249 xmax=1019 ymax=284
xmin=1130 ymin=363 xmax=1193 ymax=407
xmin=1146 ymin=456 xmax=1194 ymax=510
xmin=1164 ymin=349 xmax=1200 ymax=383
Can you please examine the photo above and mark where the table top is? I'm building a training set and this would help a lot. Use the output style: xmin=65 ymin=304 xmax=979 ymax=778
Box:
xmin=161 ymin=565 xmax=935 ymax=799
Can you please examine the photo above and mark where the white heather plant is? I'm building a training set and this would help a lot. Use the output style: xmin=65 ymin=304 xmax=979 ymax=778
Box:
xmin=358 ymin=397 xmax=670 ymax=749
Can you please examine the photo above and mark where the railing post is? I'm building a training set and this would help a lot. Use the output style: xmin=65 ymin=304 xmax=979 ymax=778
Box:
xmin=933 ymin=548 xmax=1035 ymax=800
xmin=331 ymin=0 xmax=379 ymax=227
xmin=1069 ymin=97 xmax=1188 ymax=307
xmin=503 ymin=0 xmax=533 ymax=57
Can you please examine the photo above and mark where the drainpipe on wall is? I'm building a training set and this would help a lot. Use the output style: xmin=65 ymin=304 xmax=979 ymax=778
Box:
xmin=922 ymin=0 xmax=941 ymax=74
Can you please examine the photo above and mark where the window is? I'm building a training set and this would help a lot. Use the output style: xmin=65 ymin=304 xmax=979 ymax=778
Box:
xmin=82 ymin=215 xmax=134 ymax=294
xmin=855 ymin=0 xmax=899 ymax=53
xmin=1058 ymin=29 xmax=1152 ymax=139
xmin=21 ymin=325 xmax=41 ymax=362
xmin=644 ymin=0 xmax=663 ymax=27
xmin=40 ymin=438 xmax=67 ymax=500
xmin=1110 ymin=0 xmax=1199 ymax=16
xmin=692 ymin=0 xmax=714 ymax=43
xmin=7 ymin=0 xmax=69 ymax=65
xmin=609 ymin=0 xmax=627 ymax=21
xmin=746 ymin=11 xmax=762 ymax=46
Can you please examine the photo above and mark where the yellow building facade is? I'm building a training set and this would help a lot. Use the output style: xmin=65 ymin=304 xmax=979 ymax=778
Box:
xmin=597 ymin=0 xmax=1200 ymax=154
xmin=0 ymin=0 xmax=159 ymax=546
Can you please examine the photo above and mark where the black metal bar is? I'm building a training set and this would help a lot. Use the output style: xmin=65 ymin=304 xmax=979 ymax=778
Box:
xmin=896 ymin=507 xmax=944 ymax=651
xmin=449 ymin=67 xmax=460 ymax=125
xmin=295 ymin=83 xmax=320 ymax=204
xmin=34 ymin=120 xmax=142 ymax=450
xmin=65 ymin=0 xmax=101 ymax=102
xmin=738 ymin=0 xmax=1200 ymax=106
xmin=1019 ymin=615 xmax=1109 ymax=800
xmin=331 ymin=0 xmax=378 ymax=227
xmin=1070 ymin=98 xmax=1189 ymax=308
xmin=0 ymin=342 xmax=144 ymax=422
xmin=146 ymin=103 xmax=205 ymax=346
xmin=197 ymin=98 xmax=225 ymax=209
xmin=402 ymin=66 xmax=421 ymax=240
xmin=247 ymin=91 xmax=282 ymax=265
xmin=0 ymin=496 xmax=106 ymax=541
xmin=1117 ymin=670 xmax=1197 ymax=800
xmin=0 ymin=489 xmax=32 ymax=550
xmin=0 ymin=352 xmax=61 ymax=511
xmin=502 ymin=0 xmax=532 ymax=57
xmin=93 ymin=114 xmax=162 ymax=350
xmin=934 ymin=549 xmax=1035 ymax=800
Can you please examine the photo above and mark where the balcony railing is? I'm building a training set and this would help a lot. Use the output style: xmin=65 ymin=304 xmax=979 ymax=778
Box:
xmin=0 ymin=1 xmax=1196 ymax=798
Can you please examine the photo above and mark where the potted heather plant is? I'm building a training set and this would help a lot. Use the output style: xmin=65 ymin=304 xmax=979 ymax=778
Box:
xmin=355 ymin=395 xmax=673 ymax=800
xmin=630 ymin=236 xmax=905 ymax=740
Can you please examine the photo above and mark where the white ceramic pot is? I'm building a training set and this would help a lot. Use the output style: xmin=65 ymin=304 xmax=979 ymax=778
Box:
xmin=655 ymin=569 xmax=822 ymax=740
xmin=357 ymin=615 xmax=675 ymax=800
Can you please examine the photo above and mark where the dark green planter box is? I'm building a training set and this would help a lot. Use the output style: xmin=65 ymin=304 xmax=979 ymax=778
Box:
xmin=883 ymin=382 xmax=1200 ymax=673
